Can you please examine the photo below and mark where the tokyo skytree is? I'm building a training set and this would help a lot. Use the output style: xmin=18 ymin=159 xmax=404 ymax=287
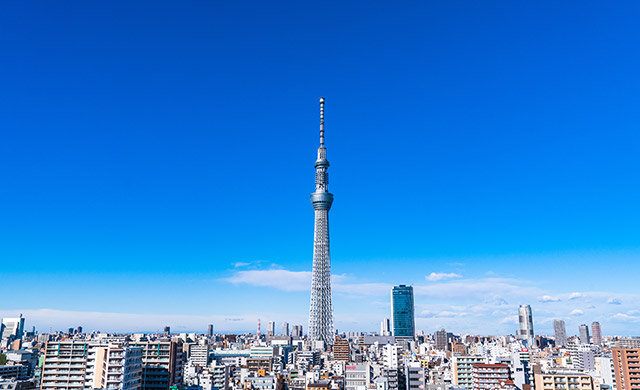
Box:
xmin=308 ymin=97 xmax=334 ymax=345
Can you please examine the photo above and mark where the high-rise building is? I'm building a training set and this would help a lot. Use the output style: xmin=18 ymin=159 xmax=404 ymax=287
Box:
xmin=612 ymin=348 xmax=640 ymax=390
xmin=292 ymin=325 xmax=303 ymax=338
xmin=282 ymin=322 xmax=290 ymax=337
xmin=40 ymin=342 xmax=143 ymax=390
xmin=435 ymin=328 xmax=448 ymax=351
xmin=207 ymin=324 xmax=214 ymax=337
xmin=1 ymin=315 xmax=25 ymax=340
xmin=517 ymin=305 xmax=535 ymax=346
xmin=591 ymin=322 xmax=602 ymax=345
xmin=579 ymin=324 xmax=590 ymax=344
xmin=308 ymin=97 xmax=335 ymax=346
xmin=554 ymin=319 xmax=567 ymax=347
xmin=391 ymin=285 xmax=415 ymax=340
xmin=133 ymin=340 xmax=184 ymax=390
xmin=267 ymin=321 xmax=276 ymax=336
xmin=163 ymin=326 xmax=171 ymax=335
xmin=380 ymin=318 xmax=391 ymax=336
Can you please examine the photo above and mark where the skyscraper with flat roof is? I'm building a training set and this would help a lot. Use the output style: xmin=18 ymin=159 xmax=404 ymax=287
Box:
xmin=591 ymin=322 xmax=602 ymax=345
xmin=391 ymin=285 xmax=415 ymax=340
xmin=579 ymin=324 xmax=590 ymax=344
xmin=1 ymin=315 xmax=25 ymax=340
xmin=554 ymin=319 xmax=567 ymax=347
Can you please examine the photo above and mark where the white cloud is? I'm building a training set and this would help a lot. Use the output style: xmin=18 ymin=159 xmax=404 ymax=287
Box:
xmin=223 ymin=269 xmax=312 ymax=291
xmin=569 ymin=292 xmax=586 ymax=300
xmin=608 ymin=298 xmax=622 ymax=305
xmin=570 ymin=309 xmax=584 ymax=316
xmin=413 ymin=277 xmax=543 ymax=300
xmin=426 ymin=272 xmax=462 ymax=281
xmin=538 ymin=295 xmax=560 ymax=302
xmin=500 ymin=315 xmax=519 ymax=324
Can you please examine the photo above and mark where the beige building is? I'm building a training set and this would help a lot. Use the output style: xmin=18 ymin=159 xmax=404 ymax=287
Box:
xmin=534 ymin=373 xmax=594 ymax=390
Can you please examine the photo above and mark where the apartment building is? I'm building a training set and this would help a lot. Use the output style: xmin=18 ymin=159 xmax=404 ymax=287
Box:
xmin=612 ymin=348 xmax=640 ymax=390
xmin=471 ymin=363 xmax=515 ymax=390
xmin=534 ymin=373 xmax=594 ymax=390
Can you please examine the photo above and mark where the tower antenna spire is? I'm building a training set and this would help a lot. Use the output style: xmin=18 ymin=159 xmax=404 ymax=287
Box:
xmin=319 ymin=97 xmax=325 ymax=146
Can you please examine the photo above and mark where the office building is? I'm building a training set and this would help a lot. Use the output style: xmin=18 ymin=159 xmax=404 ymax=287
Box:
xmin=292 ymin=325 xmax=303 ymax=338
xmin=207 ymin=324 xmax=214 ymax=338
xmin=554 ymin=320 xmax=567 ymax=347
xmin=612 ymin=348 xmax=640 ymax=390
xmin=267 ymin=321 xmax=275 ymax=337
xmin=282 ymin=322 xmax=289 ymax=337
xmin=1 ymin=316 xmax=25 ymax=340
xmin=163 ymin=326 xmax=170 ymax=335
xmin=517 ymin=305 xmax=535 ymax=347
xmin=344 ymin=364 xmax=371 ymax=390
xmin=592 ymin=322 xmax=602 ymax=345
xmin=391 ymin=285 xmax=415 ymax=340
xmin=381 ymin=318 xmax=391 ymax=337
xmin=188 ymin=344 xmax=209 ymax=367
xmin=308 ymin=97 xmax=335 ymax=346
xmin=579 ymin=324 xmax=590 ymax=344
xmin=435 ymin=329 xmax=448 ymax=351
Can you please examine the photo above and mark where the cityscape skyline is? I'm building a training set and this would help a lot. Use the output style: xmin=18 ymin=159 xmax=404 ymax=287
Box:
xmin=2 ymin=1 xmax=640 ymax=337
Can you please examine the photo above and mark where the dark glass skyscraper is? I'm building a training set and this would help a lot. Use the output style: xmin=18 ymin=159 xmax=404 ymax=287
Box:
xmin=391 ymin=285 xmax=415 ymax=340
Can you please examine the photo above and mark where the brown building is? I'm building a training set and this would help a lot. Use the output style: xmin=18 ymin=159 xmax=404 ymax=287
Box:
xmin=333 ymin=337 xmax=350 ymax=362
xmin=613 ymin=348 xmax=640 ymax=390
xmin=247 ymin=358 xmax=272 ymax=373
xmin=452 ymin=342 xmax=468 ymax=355
xmin=534 ymin=373 xmax=594 ymax=390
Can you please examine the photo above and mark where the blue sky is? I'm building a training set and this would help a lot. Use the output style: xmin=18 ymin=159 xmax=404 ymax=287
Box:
xmin=1 ymin=1 xmax=639 ymax=336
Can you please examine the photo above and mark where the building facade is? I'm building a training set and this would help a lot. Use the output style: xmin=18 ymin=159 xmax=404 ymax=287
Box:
xmin=612 ymin=348 xmax=640 ymax=390
xmin=391 ymin=285 xmax=415 ymax=340
xmin=592 ymin=322 xmax=602 ymax=345
xmin=554 ymin=320 xmax=567 ymax=347
xmin=518 ymin=305 xmax=535 ymax=347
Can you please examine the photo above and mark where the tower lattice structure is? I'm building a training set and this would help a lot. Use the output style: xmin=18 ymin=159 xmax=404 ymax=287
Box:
xmin=308 ymin=97 xmax=334 ymax=345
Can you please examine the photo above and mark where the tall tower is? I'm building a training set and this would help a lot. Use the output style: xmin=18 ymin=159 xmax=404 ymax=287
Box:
xmin=553 ymin=319 xmax=567 ymax=346
xmin=592 ymin=321 xmax=602 ymax=344
xmin=518 ymin=305 xmax=535 ymax=347
xmin=308 ymin=97 xmax=334 ymax=346
xmin=391 ymin=285 xmax=415 ymax=340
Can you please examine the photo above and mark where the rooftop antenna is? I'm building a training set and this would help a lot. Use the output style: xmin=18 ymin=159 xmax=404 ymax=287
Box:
xmin=319 ymin=97 xmax=325 ymax=146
